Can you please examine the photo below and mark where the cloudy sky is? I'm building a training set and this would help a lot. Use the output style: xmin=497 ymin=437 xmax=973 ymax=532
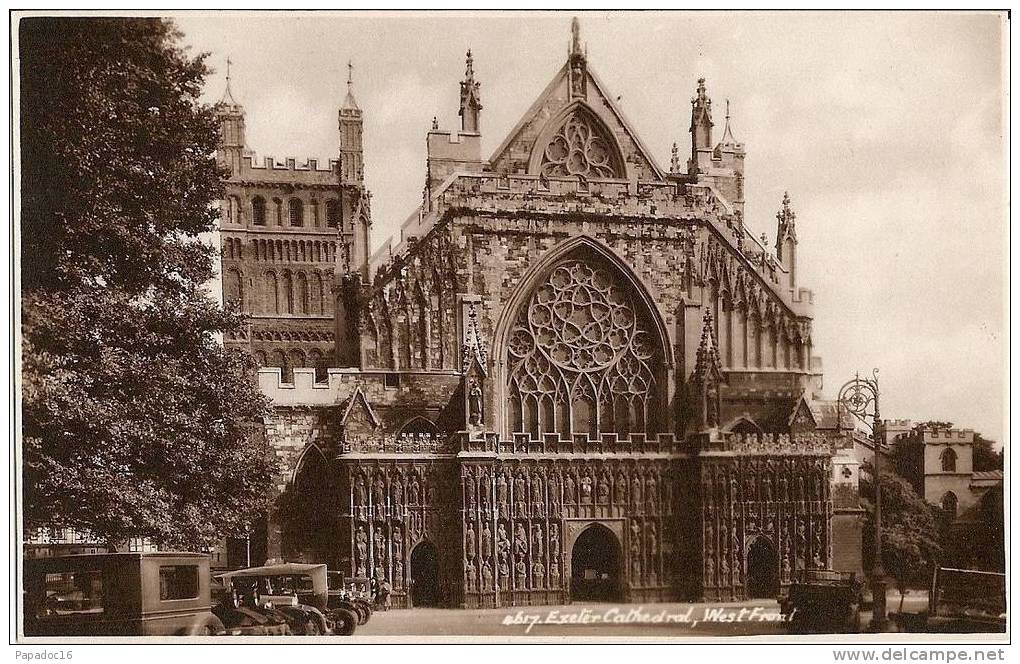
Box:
xmin=174 ymin=11 xmax=1007 ymax=442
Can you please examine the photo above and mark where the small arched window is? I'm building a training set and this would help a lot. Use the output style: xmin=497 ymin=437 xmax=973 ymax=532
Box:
xmin=226 ymin=195 xmax=242 ymax=224
xmin=289 ymin=198 xmax=304 ymax=227
xmin=252 ymin=196 xmax=267 ymax=226
xmin=941 ymin=491 xmax=958 ymax=520
xmin=941 ymin=447 xmax=957 ymax=472
xmin=326 ymin=199 xmax=341 ymax=228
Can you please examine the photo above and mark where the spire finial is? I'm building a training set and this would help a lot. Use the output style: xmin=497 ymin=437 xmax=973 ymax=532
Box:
xmin=720 ymin=98 xmax=738 ymax=145
xmin=570 ymin=16 xmax=582 ymax=56
xmin=219 ymin=56 xmax=239 ymax=106
xmin=465 ymin=49 xmax=474 ymax=79
xmin=432 ymin=116 xmax=439 ymax=131
xmin=670 ymin=141 xmax=680 ymax=174
xmin=341 ymin=59 xmax=360 ymax=112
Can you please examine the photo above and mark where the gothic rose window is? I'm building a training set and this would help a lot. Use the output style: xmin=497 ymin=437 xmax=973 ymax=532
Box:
xmin=506 ymin=255 xmax=661 ymax=438
xmin=538 ymin=108 xmax=623 ymax=179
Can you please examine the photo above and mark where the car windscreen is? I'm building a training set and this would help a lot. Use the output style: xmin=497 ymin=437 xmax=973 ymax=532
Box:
xmin=36 ymin=570 xmax=105 ymax=617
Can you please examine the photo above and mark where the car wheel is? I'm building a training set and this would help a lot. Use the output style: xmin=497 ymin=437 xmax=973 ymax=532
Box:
xmin=304 ymin=618 xmax=322 ymax=636
xmin=333 ymin=609 xmax=357 ymax=636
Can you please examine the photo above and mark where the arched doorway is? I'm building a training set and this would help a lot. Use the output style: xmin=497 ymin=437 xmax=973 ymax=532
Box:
xmin=570 ymin=524 xmax=622 ymax=602
xmin=746 ymin=537 xmax=780 ymax=599
xmin=409 ymin=542 xmax=439 ymax=607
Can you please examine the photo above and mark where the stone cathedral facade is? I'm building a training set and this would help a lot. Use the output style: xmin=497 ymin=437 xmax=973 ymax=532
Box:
xmin=217 ymin=21 xmax=863 ymax=608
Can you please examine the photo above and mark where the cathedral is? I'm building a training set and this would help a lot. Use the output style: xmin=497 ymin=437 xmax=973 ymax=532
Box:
xmin=215 ymin=19 xmax=863 ymax=608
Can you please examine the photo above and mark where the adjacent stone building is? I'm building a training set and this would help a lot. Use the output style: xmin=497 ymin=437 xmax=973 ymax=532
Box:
xmin=220 ymin=20 xmax=863 ymax=608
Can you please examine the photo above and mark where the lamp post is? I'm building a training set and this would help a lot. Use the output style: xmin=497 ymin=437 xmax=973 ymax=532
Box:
xmin=838 ymin=369 xmax=886 ymax=632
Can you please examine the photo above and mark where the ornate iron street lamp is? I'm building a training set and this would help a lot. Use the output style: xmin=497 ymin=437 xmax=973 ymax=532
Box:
xmin=838 ymin=369 xmax=886 ymax=632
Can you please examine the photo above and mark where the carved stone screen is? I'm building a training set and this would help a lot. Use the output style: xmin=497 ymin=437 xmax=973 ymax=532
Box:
xmin=538 ymin=108 xmax=624 ymax=179
xmin=506 ymin=253 xmax=663 ymax=438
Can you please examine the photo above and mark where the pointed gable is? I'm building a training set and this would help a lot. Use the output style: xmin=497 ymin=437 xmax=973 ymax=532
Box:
xmin=340 ymin=387 xmax=380 ymax=437
xmin=487 ymin=62 xmax=664 ymax=181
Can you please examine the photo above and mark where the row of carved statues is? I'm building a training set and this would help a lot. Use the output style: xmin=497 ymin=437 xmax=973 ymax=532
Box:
xmin=702 ymin=458 xmax=830 ymax=506
xmin=461 ymin=464 xmax=676 ymax=516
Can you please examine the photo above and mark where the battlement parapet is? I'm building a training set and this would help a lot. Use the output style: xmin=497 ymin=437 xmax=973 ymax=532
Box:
xmin=923 ymin=428 xmax=975 ymax=443
xmin=259 ymin=367 xmax=359 ymax=406
xmin=243 ymin=155 xmax=340 ymax=173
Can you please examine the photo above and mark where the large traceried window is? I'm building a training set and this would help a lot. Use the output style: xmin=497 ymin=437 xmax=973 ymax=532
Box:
xmin=537 ymin=107 xmax=624 ymax=179
xmin=506 ymin=253 xmax=663 ymax=439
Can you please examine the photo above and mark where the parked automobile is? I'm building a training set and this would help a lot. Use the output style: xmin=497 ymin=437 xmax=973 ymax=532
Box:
xmin=779 ymin=569 xmax=862 ymax=634
xmin=216 ymin=563 xmax=357 ymax=635
xmin=327 ymin=573 xmax=373 ymax=626
xmin=24 ymin=552 xmax=229 ymax=636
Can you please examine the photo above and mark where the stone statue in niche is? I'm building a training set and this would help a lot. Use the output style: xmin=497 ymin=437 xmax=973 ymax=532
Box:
xmin=597 ymin=473 xmax=610 ymax=503
xmin=570 ymin=60 xmax=585 ymax=98
xmin=392 ymin=526 xmax=404 ymax=561
xmin=427 ymin=483 xmax=436 ymax=504
xmin=564 ymin=473 xmax=577 ymax=504
xmin=780 ymin=473 xmax=789 ymax=502
xmin=497 ymin=474 xmax=509 ymax=510
xmin=481 ymin=523 xmax=492 ymax=560
xmin=646 ymin=475 xmax=658 ymax=508
xmin=515 ymin=473 xmax=527 ymax=510
xmin=374 ymin=528 xmax=386 ymax=562
xmin=533 ymin=560 xmax=545 ymax=588
xmin=580 ymin=474 xmax=593 ymax=502
xmin=720 ymin=555 xmax=731 ymax=585
xmin=465 ymin=475 xmax=476 ymax=508
xmin=797 ymin=476 xmax=806 ymax=502
xmin=646 ymin=522 xmax=657 ymax=556
xmin=468 ymin=379 xmax=484 ymax=426
xmin=373 ymin=476 xmax=385 ymax=509
xmin=466 ymin=562 xmax=477 ymax=590
xmin=409 ymin=476 xmax=421 ymax=504
xmin=497 ymin=523 xmax=510 ymax=562
xmin=532 ymin=524 xmax=544 ymax=559
xmin=515 ymin=559 xmax=527 ymax=587
xmin=550 ymin=524 xmax=560 ymax=557
xmin=514 ymin=523 xmax=528 ymax=559
xmin=394 ymin=560 xmax=404 ymax=588
xmin=705 ymin=556 xmax=716 ymax=585
xmin=374 ymin=565 xmax=385 ymax=583
xmin=732 ymin=554 xmax=742 ymax=586
xmin=549 ymin=474 xmax=561 ymax=511
xmin=465 ymin=522 xmax=477 ymax=560
xmin=482 ymin=562 xmax=494 ymax=590
xmin=531 ymin=475 xmax=544 ymax=516
xmin=616 ymin=470 xmax=628 ymax=503
xmin=355 ymin=525 xmax=368 ymax=575
xmin=729 ymin=475 xmax=738 ymax=504
xmin=354 ymin=475 xmax=367 ymax=506
xmin=631 ymin=474 xmax=643 ymax=505
xmin=479 ymin=473 xmax=491 ymax=511
xmin=630 ymin=520 xmax=641 ymax=556
xmin=392 ymin=477 xmax=404 ymax=509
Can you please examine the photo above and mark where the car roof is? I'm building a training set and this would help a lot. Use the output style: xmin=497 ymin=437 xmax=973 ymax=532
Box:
xmin=216 ymin=562 xmax=326 ymax=578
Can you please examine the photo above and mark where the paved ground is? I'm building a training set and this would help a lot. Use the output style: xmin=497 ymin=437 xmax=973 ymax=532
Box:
xmin=355 ymin=590 xmax=933 ymax=638
xmin=358 ymin=599 xmax=791 ymax=638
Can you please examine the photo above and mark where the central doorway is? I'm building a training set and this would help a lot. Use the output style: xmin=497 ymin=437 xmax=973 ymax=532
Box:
xmin=409 ymin=542 xmax=439 ymax=607
xmin=746 ymin=537 xmax=780 ymax=599
xmin=570 ymin=524 xmax=622 ymax=602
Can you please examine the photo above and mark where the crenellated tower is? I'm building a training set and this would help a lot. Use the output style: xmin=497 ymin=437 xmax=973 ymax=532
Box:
xmin=425 ymin=50 xmax=484 ymax=194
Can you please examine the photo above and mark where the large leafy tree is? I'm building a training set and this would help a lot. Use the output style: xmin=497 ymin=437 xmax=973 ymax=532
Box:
xmin=860 ymin=466 xmax=942 ymax=611
xmin=20 ymin=17 xmax=277 ymax=550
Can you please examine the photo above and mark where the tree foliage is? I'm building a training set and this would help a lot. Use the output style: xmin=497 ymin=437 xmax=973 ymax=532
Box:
xmin=860 ymin=465 xmax=942 ymax=599
xmin=20 ymin=17 xmax=277 ymax=549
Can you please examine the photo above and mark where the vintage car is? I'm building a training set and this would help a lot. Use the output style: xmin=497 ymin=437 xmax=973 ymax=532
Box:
xmin=217 ymin=563 xmax=357 ymax=635
xmin=326 ymin=573 xmax=373 ymax=626
xmin=779 ymin=569 xmax=862 ymax=634
xmin=24 ymin=552 xmax=230 ymax=636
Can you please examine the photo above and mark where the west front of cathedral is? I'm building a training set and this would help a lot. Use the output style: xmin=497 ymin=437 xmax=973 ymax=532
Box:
xmin=215 ymin=20 xmax=864 ymax=608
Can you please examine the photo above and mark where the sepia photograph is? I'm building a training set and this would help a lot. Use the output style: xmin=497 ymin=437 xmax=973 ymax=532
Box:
xmin=11 ymin=8 xmax=1009 ymax=653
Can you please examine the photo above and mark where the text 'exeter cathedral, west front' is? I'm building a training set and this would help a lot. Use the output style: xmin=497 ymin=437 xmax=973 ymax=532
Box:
xmin=215 ymin=20 xmax=864 ymax=608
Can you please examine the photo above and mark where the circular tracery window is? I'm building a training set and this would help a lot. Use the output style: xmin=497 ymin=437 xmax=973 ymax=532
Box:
xmin=539 ymin=111 xmax=622 ymax=179
xmin=507 ymin=257 xmax=660 ymax=438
